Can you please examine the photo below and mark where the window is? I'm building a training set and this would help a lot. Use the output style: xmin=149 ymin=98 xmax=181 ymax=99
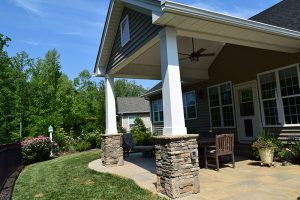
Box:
xmin=120 ymin=15 xmax=130 ymax=47
xmin=208 ymin=82 xmax=235 ymax=128
xmin=152 ymin=99 xmax=163 ymax=122
xmin=258 ymin=64 xmax=300 ymax=126
xmin=183 ymin=91 xmax=197 ymax=119
xmin=151 ymin=91 xmax=197 ymax=122
xmin=128 ymin=115 xmax=136 ymax=129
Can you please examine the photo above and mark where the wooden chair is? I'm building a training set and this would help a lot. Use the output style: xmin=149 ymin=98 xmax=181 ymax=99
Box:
xmin=204 ymin=133 xmax=235 ymax=171
xmin=123 ymin=133 xmax=154 ymax=157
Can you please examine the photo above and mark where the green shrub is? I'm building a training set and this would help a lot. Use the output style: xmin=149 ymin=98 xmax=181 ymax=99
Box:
xmin=54 ymin=128 xmax=68 ymax=150
xmin=291 ymin=142 xmax=300 ymax=164
xmin=82 ymin=130 xmax=102 ymax=149
xmin=131 ymin=118 xmax=153 ymax=145
xmin=21 ymin=135 xmax=58 ymax=164
xmin=75 ymin=140 xmax=92 ymax=152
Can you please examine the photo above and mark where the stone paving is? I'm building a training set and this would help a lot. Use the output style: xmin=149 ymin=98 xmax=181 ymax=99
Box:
xmin=89 ymin=153 xmax=300 ymax=200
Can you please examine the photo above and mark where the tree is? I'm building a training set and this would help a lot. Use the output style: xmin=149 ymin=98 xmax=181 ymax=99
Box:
xmin=0 ymin=34 xmax=14 ymax=143
xmin=114 ymin=79 xmax=146 ymax=97
xmin=26 ymin=49 xmax=62 ymax=136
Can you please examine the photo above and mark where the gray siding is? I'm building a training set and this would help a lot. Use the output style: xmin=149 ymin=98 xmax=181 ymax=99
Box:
xmin=148 ymin=44 xmax=300 ymax=141
xmin=108 ymin=7 xmax=162 ymax=70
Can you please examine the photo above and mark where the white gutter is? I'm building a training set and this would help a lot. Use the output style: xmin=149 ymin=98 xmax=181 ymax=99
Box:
xmin=160 ymin=1 xmax=300 ymax=40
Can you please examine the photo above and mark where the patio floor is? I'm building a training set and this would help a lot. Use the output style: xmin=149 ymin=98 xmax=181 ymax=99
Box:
xmin=88 ymin=153 xmax=300 ymax=200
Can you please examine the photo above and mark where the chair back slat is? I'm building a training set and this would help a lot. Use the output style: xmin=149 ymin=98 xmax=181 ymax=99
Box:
xmin=215 ymin=134 xmax=234 ymax=156
xmin=123 ymin=133 xmax=135 ymax=148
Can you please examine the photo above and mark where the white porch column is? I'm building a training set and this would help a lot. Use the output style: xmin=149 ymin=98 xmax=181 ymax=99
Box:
xmin=159 ymin=27 xmax=187 ymax=135
xmin=105 ymin=75 xmax=118 ymax=134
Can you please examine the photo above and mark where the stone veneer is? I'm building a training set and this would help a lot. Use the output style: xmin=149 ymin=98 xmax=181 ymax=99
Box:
xmin=101 ymin=134 xmax=124 ymax=167
xmin=154 ymin=134 xmax=200 ymax=199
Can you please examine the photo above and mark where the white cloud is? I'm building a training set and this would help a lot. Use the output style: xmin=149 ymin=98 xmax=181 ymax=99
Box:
xmin=21 ymin=40 xmax=39 ymax=46
xmin=61 ymin=31 xmax=82 ymax=36
xmin=13 ymin=0 xmax=44 ymax=16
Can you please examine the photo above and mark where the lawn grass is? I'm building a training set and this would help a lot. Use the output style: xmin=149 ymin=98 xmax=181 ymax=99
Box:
xmin=13 ymin=150 xmax=164 ymax=200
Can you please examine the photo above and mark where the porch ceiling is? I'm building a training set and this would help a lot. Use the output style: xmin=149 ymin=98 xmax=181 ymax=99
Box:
xmin=111 ymin=37 xmax=224 ymax=82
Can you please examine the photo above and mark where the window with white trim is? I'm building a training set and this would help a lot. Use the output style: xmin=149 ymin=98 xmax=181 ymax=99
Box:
xmin=151 ymin=91 xmax=197 ymax=122
xmin=152 ymin=99 xmax=163 ymax=122
xmin=208 ymin=82 xmax=235 ymax=128
xmin=183 ymin=91 xmax=197 ymax=119
xmin=128 ymin=115 xmax=136 ymax=129
xmin=258 ymin=64 xmax=300 ymax=126
xmin=120 ymin=15 xmax=130 ymax=47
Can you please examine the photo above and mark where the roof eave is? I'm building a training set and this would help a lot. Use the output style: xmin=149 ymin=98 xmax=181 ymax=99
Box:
xmin=160 ymin=0 xmax=300 ymax=40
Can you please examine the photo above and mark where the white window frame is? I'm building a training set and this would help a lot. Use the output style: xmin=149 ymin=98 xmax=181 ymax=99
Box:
xmin=120 ymin=15 xmax=130 ymax=47
xmin=257 ymin=63 xmax=300 ymax=127
xmin=183 ymin=91 xmax=197 ymax=120
xmin=152 ymin=99 xmax=163 ymax=123
xmin=128 ymin=115 xmax=136 ymax=129
xmin=207 ymin=81 xmax=236 ymax=129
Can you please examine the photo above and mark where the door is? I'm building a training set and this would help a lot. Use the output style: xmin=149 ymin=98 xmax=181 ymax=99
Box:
xmin=234 ymin=81 xmax=262 ymax=143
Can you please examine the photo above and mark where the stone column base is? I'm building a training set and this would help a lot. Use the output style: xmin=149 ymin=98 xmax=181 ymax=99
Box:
xmin=154 ymin=134 xmax=200 ymax=199
xmin=101 ymin=134 xmax=124 ymax=167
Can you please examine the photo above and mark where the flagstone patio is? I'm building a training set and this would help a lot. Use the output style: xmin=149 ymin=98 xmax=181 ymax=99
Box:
xmin=89 ymin=153 xmax=300 ymax=200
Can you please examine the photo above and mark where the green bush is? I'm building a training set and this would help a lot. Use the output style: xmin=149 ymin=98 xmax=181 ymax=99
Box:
xmin=21 ymin=135 xmax=58 ymax=164
xmin=131 ymin=118 xmax=153 ymax=145
xmin=54 ymin=128 xmax=68 ymax=150
xmin=75 ymin=140 xmax=92 ymax=152
xmin=82 ymin=130 xmax=102 ymax=149
xmin=291 ymin=142 xmax=300 ymax=164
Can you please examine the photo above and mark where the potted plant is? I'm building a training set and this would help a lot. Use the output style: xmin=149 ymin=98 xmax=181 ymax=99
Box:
xmin=252 ymin=131 xmax=276 ymax=167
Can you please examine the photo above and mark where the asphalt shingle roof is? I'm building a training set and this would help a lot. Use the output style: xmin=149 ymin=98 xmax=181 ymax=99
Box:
xmin=250 ymin=0 xmax=300 ymax=32
xmin=117 ymin=97 xmax=150 ymax=114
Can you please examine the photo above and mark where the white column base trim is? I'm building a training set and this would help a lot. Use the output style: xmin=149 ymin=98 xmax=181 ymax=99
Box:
xmin=163 ymin=127 xmax=187 ymax=135
xmin=105 ymin=129 xmax=118 ymax=135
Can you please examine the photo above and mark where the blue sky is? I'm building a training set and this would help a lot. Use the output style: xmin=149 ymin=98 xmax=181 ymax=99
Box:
xmin=1 ymin=0 xmax=280 ymax=89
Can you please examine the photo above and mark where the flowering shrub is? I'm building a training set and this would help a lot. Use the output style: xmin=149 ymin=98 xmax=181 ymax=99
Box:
xmin=21 ymin=135 xmax=58 ymax=164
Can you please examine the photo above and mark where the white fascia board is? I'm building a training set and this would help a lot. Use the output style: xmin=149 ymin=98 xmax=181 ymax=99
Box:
xmin=94 ymin=0 xmax=115 ymax=75
xmin=160 ymin=1 xmax=300 ymax=40
xmin=120 ymin=0 xmax=161 ymax=14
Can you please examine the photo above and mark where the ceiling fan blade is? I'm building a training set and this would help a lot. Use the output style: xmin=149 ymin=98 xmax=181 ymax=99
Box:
xmin=196 ymin=48 xmax=206 ymax=55
xmin=199 ymin=53 xmax=216 ymax=57
xmin=178 ymin=53 xmax=190 ymax=56
xmin=179 ymin=57 xmax=189 ymax=61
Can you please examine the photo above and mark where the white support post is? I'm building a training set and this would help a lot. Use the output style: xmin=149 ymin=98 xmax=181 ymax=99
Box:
xmin=105 ymin=75 xmax=118 ymax=134
xmin=159 ymin=27 xmax=187 ymax=135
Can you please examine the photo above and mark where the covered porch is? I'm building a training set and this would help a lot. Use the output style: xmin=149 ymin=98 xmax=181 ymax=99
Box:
xmin=95 ymin=1 xmax=300 ymax=198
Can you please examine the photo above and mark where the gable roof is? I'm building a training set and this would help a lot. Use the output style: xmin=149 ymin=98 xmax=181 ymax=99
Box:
xmin=95 ymin=0 xmax=300 ymax=77
xmin=250 ymin=0 xmax=300 ymax=32
xmin=117 ymin=97 xmax=150 ymax=114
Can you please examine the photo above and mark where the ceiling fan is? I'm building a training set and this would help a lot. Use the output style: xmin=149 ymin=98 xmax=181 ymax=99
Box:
xmin=179 ymin=38 xmax=216 ymax=62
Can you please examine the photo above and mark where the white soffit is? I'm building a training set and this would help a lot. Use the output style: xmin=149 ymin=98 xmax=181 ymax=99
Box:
xmin=154 ymin=1 xmax=300 ymax=53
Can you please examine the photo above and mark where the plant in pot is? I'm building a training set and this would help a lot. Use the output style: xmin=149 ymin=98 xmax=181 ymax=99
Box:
xmin=252 ymin=131 xmax=276 ymax=167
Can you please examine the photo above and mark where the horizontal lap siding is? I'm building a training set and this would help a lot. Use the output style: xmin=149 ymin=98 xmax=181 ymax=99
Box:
xmin=107 ymin=8 xmax=162 ymax=71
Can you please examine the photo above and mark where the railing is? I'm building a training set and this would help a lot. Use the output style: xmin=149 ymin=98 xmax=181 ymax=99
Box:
xmin=0 ymin=143 xmax=22 ymax=191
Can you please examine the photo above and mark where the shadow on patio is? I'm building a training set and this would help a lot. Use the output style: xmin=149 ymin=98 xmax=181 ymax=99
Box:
xmin=89 ymin=153 xmax=300 ymax=200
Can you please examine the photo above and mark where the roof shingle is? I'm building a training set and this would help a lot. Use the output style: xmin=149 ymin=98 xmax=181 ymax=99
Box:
xmin=250 ymin=0 xmax=300 ymax=32
xmin=117 ymin=97 xmax=150 ymax=114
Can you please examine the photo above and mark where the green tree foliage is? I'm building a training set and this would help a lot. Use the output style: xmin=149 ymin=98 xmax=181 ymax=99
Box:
xmin=0 ymin=34 xmax=146 ymax=144
xmin=115 ymin=79 xmax=146 ymax=97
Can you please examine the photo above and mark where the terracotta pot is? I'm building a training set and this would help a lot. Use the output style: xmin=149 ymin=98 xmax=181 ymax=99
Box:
xmin=258 ymin=148 xmax=274 ymax=166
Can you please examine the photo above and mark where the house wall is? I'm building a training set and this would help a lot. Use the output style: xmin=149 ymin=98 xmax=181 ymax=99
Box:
xmin=107 ymin=7 xmax=162 ymax=71
xmin=149 ymin=44 xmax=300 ymax=141
xmin=121 ymin=113 xmax=152 ymax=132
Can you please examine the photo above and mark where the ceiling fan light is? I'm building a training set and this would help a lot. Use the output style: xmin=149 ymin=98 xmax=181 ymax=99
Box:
xmin=190 ymin=56 xmax=198 ymax=62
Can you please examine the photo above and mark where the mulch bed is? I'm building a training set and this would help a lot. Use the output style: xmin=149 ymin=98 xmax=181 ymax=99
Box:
xmin=0 ymin=166 xmax=24 ymax=200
